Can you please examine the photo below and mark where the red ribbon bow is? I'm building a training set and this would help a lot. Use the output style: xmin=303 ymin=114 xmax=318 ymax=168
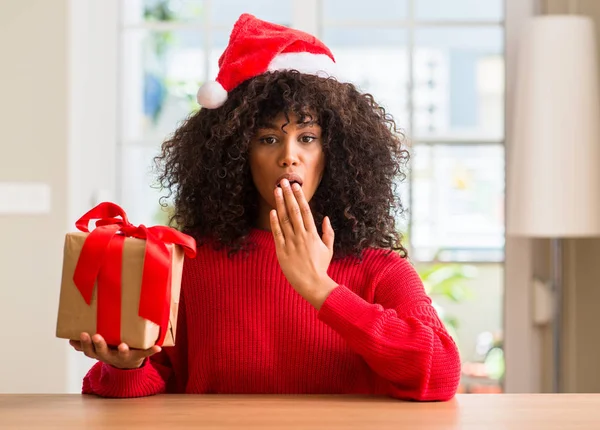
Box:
xmin=72 ymin=202 xmax=196 ymax=347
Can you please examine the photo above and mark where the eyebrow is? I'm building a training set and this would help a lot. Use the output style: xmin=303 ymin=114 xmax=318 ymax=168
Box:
xmin=260 ymin=120 xmax=319 ymax=131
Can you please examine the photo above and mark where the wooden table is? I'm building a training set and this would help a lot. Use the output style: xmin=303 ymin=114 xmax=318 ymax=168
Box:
xmin=1 ymin=394 xmax=599 ymax=429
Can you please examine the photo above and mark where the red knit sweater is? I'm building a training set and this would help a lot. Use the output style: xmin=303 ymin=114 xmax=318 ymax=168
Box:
xmin=82 ymin=229 xmax=461 ymax=400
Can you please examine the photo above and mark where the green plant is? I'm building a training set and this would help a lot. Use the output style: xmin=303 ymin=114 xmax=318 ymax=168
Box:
xmin=166 ymin=78 xmax=203 ymax=112
xmin=144 ymin=0 xmax=176 ymax=22
xmin=416 ymin=262 xmax=477 ymax=343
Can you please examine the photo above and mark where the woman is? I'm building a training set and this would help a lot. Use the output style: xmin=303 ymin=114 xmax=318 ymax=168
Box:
xmin=70 ymin=13 xmax=461 ymax=401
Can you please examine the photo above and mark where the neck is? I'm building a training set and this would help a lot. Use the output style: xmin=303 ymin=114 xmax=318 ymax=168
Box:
xmin=255 ymin=199 xmax=273 ymax=232
xmin=254 ymin=220 xmax=271 ymax=232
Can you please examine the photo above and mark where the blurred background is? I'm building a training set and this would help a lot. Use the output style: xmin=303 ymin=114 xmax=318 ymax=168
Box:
xmin=1 ymin=0 xmax=599 ymax=395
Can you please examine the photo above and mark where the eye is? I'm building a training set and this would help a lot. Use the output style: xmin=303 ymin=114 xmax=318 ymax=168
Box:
xmin=259 ymin=136 xmax=278 ymax=145
xmin=300 ymin=135 xmax=317 ymax=144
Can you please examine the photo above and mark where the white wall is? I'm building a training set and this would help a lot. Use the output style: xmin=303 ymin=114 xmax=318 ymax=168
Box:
xmin=0 ymin=0 xmax=118 ymax=393
xmin=66 ymin=0 xmax=119 ymax=393
xmin=0 ymin=0 xmax=70 ymax=393
xmin=503 ymin=0 xmax=540 ymax=393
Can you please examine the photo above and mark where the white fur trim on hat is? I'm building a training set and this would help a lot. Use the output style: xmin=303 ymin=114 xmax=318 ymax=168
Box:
xmin=267 ymin=52 xmax=337 ymax=78
xmin=196 ymin=80 xmax=228 ymax=108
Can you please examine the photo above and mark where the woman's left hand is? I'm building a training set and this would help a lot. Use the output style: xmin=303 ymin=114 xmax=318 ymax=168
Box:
xmin=270 ymin=179 xmax=339 ymax=309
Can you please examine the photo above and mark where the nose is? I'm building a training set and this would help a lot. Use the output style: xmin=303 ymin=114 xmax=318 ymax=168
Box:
xmin=278 ymin=139 xmax=299 ymax=167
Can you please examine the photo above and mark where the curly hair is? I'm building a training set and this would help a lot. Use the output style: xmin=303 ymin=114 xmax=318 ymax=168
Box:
xmin=155 ymin=70 xmax=409 ymax=260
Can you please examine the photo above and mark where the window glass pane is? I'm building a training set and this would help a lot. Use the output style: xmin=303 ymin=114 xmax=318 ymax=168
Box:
xmin=413 ymin=27 xmax=504 ymax=140
xmin=322 ymin=28 xmax=409 ymax=131
xmin=395 ymin=177 xmax=410 ymax=236
xmin=211 ymin=0 xmax=292 ymax=27
xmin=123 ymin=0 xmax=205 ymax=25
xmin=411 ymin=143 xmax=505 ymax=262
xmin=209 ymin=30 xmax=230 ymax=79
xmin=120 ymin=145 xmax=167 ymax=227
xmin=416 ymin=0 xmax=503 ymax=21
xmin=121 ymin=30 xmax=204 ymax=143
xmin=322 ymin=0 xmax=407 ymax=22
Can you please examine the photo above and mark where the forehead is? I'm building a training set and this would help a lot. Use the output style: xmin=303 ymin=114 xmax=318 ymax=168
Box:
xmin=259 ymin=111 xmax=321 ymax=129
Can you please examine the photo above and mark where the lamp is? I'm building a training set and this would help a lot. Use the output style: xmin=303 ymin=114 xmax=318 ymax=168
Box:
xmin=507 ymin=15 xmax=600 ymax=392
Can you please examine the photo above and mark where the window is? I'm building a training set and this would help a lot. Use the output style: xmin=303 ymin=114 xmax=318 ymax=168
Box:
xmin=118 ymin=0 xmax=506 ymax=393
xmin=320 ymin=0 xmax=505 ymax=263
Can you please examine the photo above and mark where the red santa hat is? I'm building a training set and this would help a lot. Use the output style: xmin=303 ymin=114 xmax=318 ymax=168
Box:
xmin=196 ymin=13 xmax=338 ymax=109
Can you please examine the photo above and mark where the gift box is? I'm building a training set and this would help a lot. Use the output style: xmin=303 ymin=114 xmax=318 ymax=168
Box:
xmin=56 ymin=202 xmax=196 ymax=350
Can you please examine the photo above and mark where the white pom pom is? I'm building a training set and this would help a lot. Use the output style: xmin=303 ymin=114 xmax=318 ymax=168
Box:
xmin=196 ymin=81 xmax=228 ymax=108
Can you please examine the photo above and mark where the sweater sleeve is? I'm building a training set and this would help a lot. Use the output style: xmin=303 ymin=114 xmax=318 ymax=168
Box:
xmin=82 ymin=284 xmax=189 ymax=398
xmin=317 ymin=255 xmax=461 ymax=401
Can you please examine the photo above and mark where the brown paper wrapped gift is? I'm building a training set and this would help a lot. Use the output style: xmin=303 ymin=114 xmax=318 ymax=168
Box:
xmin=55 ymin=202 xmax=196 ymax=350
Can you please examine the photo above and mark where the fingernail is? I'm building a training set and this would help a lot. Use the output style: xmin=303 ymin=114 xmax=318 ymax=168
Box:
xmin=282 ymin=179 xmax=289 ymax=187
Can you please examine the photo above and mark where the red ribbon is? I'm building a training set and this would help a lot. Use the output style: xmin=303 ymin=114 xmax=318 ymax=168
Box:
xmin=72 ymin=202 xmax=196 ymax=347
